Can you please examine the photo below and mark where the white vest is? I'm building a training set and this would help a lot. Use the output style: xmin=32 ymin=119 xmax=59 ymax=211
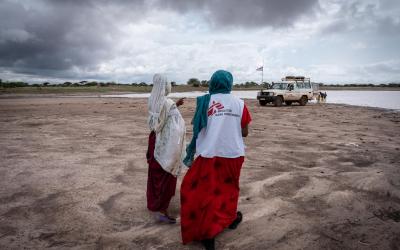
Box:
xmin=196 ymin=93 xmax=245 ymax=158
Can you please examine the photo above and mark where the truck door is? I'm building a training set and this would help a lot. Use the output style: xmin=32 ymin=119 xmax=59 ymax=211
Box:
xmin=286 ymin=84 xmax=295 ymax=101
xmin=293 ymin=83 xmax=303 ymax=100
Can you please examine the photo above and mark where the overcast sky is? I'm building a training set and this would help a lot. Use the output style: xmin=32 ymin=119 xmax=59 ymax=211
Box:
xmin=0 ymin=0 xmax=399 ymax=84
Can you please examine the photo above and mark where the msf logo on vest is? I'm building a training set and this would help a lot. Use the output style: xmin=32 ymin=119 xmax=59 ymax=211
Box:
xmin=208 ymin=101 xmax=224 ymax=116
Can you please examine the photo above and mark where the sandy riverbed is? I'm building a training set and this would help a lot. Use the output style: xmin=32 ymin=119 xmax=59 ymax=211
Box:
xmin=0 ymin=96 xmax=399 ymax=249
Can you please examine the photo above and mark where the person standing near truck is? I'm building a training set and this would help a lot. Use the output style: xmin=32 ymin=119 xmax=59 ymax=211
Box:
xmin=180 ymin=70 xmax=252 ymax=250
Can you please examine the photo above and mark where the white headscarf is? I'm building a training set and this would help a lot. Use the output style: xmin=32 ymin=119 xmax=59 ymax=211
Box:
xmin=148 ymin=74 xmax=172 ymax=131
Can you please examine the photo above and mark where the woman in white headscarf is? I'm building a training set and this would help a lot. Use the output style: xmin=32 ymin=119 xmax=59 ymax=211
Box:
xmin=146 ymin=74 xmax=186 ymax=223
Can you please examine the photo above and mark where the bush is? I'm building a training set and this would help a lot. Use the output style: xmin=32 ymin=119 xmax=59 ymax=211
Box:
xmin=62 ymin=82 xmax=72 ymax=86
xmin=187 ymin=78 xmax=200 ymax=87
xmin=84 ymin=81 xmax=98 ymax=86
xmin=0 ymin=81 xmax=29 ymax=88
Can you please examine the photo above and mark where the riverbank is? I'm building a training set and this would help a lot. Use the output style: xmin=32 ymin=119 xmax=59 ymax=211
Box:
xmin=1 ymin=85 xmax=399 ymax=95
xmin=0 ymin=97 xmax=399 ymax=249
xmin=0 ymin=85 xmax=202 ymax=94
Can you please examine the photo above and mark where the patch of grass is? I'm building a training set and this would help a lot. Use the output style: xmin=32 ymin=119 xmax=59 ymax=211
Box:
xmin=0 ymin=86 xmax=150 ymax=94
xmin=0 ymin=85 xmax=210 ymax=94
xmin=1 ymin=85 xmax=399 ymax=95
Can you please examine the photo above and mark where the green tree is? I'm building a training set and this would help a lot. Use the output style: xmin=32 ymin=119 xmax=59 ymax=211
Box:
xmin=263 ymin=82 xmax=271 ymax=88
xmin=187 ymin=78 xmax=200 ymax=87
xmin=85 ymin=81 xmax=98 ymax=86
xmin=2 ymin=81 xmax=28 ymax=88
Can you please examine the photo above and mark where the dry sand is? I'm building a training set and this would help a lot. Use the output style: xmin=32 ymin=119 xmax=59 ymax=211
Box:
xmin=0 ymin=96 xmax=399 ymax=250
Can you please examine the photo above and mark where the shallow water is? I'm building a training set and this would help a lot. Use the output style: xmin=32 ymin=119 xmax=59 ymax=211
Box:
xmin=102 ymin=90 xmax=400 ymax=110
xmin=322 ymin=90 xmax=400 ymax=110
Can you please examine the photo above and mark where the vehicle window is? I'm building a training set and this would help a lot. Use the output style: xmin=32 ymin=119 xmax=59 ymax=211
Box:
xmin=271 ymin=83 xmax=287 ymax=90
xmin=296 ymin=82 xmax=304 ymax=89
xmin=304 ymin=82 xmax=311 ymax=88
xmin=271 ymin=84 xmax=280 ymax=89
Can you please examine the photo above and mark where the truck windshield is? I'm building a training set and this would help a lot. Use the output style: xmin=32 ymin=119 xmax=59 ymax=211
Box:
xmin=271 ymin=83 xmax=287 ymax=90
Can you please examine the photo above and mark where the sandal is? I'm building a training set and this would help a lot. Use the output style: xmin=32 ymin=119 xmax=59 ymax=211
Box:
xmin=156 ymin=213 xmax=176 ymax=224
xmin=228 ymin=211 xmax=242 ymax=229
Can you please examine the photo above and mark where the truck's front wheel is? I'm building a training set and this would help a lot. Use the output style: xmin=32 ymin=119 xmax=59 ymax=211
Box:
xmin=259 ymin=100 xmax=267 ymax=106
xmin=274 ymin=96 xmax=283 ymax=107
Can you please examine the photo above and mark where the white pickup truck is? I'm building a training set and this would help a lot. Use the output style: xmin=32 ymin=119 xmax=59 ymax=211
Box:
xmin=257 ymin=76 xmax=316 ymax=106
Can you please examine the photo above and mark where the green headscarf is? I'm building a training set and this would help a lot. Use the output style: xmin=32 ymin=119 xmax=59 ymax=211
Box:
xmin=183 ymin=70 xmax=233 ymax=167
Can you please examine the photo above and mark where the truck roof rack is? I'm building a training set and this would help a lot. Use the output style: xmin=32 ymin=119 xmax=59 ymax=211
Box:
xmin=281 ymin=76 xmax=310 ymax=83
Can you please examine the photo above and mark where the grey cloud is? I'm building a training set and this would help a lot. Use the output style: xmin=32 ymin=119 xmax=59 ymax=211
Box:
xmin=319 ymin=0 xmax=400 ymax=36
xmin=0 ymin=0 xmax=143 ymax=79
xmin=0 ymin=0 xmax=321 ymax=81
xmin=320 ymin=20 xmax=348 ymax=35
xmin=376 ymin=16 xmax=400 ymax=36
xmin=158 ymin=0 xmax=320 ymax=28
xmin=364 ymin=61 xmax=400 ymax=75
xmin=1 ymin=0 xmax=399 ymax=83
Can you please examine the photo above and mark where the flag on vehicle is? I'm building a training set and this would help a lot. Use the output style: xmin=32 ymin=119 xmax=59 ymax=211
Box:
xmin=256 ymin=66 xmax=263 ymax=71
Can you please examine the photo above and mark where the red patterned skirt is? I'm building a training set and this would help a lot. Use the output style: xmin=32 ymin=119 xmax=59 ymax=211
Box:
xmin=180 ymin=156 xmax=244 ymax=244
xmin=146 ymin=131 xmax=177 ymax=212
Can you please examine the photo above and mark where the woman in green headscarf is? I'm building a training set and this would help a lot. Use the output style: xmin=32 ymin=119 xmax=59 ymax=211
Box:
xmin=181 ymin=70 xmax=252 ymax=250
